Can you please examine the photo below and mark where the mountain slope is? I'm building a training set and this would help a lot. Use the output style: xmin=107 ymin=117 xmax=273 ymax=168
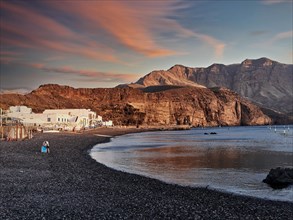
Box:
xmin=0 ymin=84 xmax=271 ymax=126
xmin=135 ymin=58 xmax=293 ymax=114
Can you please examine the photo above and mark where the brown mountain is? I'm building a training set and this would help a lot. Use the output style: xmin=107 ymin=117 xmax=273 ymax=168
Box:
xmin=0 ymin=84 xmax=271 ymax=126
xmin=133 ymin=58 xmax=293 ymax=114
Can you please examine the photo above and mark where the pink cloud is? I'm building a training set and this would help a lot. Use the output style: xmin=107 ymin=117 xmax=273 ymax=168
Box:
xmin=0 ymin=51 xmax=22 ymax=56
xmin=262 ymin=0 xmax=289 ymax=4
xmin=0 ymin=57 xmax=16 ymax=64
xmin=272 ymin=30 xmax=293 ymax=41
xmin=1 ymin=37 xmax=33 ymax=49
xmin=41 ymin=66 xmax=138 ymax=83
xmin=20 ymin=63 xmax=137 ymax=83
xmin=1 ymin=1 xmax=226 ymax=62
xmin=267 ymin=30 xmax=293 ymax=45
xmin=45 ymin=1 xmax=178 ymax=57
xmin=156 ymin=19 xmax=226 ymax=58
xmin=44 ymin=56 xmax=65 ymax=62
xmin=0 ymin=50 xmax=22 ymax=64
xmin=1 ymin=2 xmax=119 ymax=63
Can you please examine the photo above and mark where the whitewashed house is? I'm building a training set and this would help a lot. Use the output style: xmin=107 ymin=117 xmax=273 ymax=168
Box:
xmin=6 ymin=106 xmax=38 ymax=125
xmin=9 ymin=106 xmax=32 ymax=114
xmin=42 ymin=109 xmax=97 ymax=130
xmin=7 ymin=106 xmax=32 ymax=119
xmin=6 ymin=106 xmax=100 ymax=130
xmin=102 ymin=120 xmax=113 ymax=126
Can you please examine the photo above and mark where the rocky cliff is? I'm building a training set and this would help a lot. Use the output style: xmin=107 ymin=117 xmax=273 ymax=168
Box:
xmin=134 ymin=58 xmax=293 ymax=114
xmin=0 ymin=84 xmax=271 ymax=126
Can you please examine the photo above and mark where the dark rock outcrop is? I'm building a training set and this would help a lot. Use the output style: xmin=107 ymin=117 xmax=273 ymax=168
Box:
xmin=263 ymin=167 xmax=293 ymax=189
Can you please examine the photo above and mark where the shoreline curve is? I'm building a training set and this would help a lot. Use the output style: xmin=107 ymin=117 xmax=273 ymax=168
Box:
xmin=1 ymin=127 xmax=292 ymax=219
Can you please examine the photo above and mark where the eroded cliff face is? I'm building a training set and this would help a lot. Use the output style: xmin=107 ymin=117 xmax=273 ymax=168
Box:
xmin=0 ymin=84 xmax=271 ymax=126
xmin=134 ymin=58 xmax=293 ymax=114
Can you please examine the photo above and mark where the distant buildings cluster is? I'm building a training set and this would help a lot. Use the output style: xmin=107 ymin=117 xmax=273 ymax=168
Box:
xmin=1 ymin=106 xmax=113 ymax=131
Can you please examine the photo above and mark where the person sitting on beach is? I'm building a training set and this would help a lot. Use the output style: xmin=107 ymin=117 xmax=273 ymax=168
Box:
xmin=42 ymin=141 xmax=50 ymax=153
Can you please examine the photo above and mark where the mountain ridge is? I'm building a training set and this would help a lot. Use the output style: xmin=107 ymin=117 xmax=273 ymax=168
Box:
xmin=126 ymin=57 xmax=292 ymax=114
xmin=0 ymin=84 xmax=271 ymax=127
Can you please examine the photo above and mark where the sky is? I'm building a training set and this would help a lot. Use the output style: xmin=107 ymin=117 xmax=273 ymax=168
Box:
xmin=0 ymin=0 xmax=292 ymax=93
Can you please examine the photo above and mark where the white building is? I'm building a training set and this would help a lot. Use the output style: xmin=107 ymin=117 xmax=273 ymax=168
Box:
xmin=7 ymin=106 xmax=32 ymax=119
xmin=42 ymin=109 xmax=97 ymax=130
xmin=102 ymin=120 xmax=113 ymax=126
xmin=6 ymin=106 xmax=101 ymax=130
xmin=6 ymin=106 xmax=35 ymax=124
xmin=9 ymin=106 xmax=32 ymax=114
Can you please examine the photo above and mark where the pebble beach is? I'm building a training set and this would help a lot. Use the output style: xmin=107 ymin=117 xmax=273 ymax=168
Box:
xmin=1 ymin=128 xmax=292 ymax=219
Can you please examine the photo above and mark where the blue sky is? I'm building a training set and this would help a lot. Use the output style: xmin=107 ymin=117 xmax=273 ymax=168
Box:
xmin=0 ymin=0 xmax=292 ymax=92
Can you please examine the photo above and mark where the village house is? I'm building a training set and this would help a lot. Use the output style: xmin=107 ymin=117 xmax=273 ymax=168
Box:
xmin=6 ymin=106 xmax=106 ymax=130
xmin=43 ymin=109 xmax=97 ymax=130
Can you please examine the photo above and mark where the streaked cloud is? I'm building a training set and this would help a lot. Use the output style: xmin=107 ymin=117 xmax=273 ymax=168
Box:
xmin=46 ymin=1 xmax=224 ymax=58
xmin=0 ymin=51 xmax=22 ymax=56
xmin=45 ymin=1 xmax=178 ymax=57
xmin=41 ymin=67 xmax=138 ymax=83
xmin=29 ymin=64 xmax=137 ymax=83
xmin=289 ymin=52 xmax=293 ymax=64
xmin=1 ymin=1 xmax=291 ymax=90
xmin=262 ymin=0 xmax=290 ymax=4
xmin=1 ymin=1 xmax=225 ymax=62
xmin=0 ymin=88 xmax=31 ymax=95
xmin=1 ymin=1 xmax=119 ymax=63
xmin=0 ymin=50 xmax=22 ymax=64
xmin=272 ymin=30 xmax=293 ymax=41
xmin=250 ymin=30 xmax=268 ymax=36
xmin=269 ymin=30 xmax=293 ymax=43
xmin=155 ymin=19 xmax=226 ymax=58
xmin=195 ymin=33 xmax=226 ymax=58
xmin=0 ymin=57 xmax=17 ymax=64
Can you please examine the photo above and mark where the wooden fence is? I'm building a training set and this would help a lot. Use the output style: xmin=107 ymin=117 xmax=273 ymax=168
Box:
xmin=0 ymin=125 xmax=33 ymax=141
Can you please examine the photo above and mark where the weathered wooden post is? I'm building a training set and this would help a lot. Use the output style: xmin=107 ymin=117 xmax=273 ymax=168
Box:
xmin=16 ymin=124 xmax=18 ymax=141
xmin=20 ymin=125 xmax=23 ymax=140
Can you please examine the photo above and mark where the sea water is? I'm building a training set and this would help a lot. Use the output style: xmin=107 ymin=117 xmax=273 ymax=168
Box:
xmin=90 ymin=125 xmax=293 ymax=202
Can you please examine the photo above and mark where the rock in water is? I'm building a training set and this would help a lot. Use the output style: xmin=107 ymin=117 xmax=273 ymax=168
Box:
xmin=263 ymin=167 xmax=293 ymax=189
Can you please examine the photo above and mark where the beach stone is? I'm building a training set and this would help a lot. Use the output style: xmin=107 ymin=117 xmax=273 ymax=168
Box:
xmin=263 ymin=167 xmax=293 ymax=189
xmin=1 ymin=131 xmax=293 ymax=219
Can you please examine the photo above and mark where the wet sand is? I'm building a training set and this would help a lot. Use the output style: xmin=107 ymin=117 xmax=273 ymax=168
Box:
xmin=0 ymin=127 xmax=292 ymax=219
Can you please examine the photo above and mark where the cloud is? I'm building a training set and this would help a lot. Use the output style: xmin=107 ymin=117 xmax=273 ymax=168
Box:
xmin=272 ymin=30 xmax=293 ymax=41
xmin=0 ymin=50 xmax=22 ymax=64
xmin=269 ymin=30 xmax=293 ymax=44
xmin=262 ymin=0 xmax=290 ymax=4
xmin=194 ymin=33 xmax=225 ymax=58
xmin=46 ymin=1 xmax=225 ymax=58
xmin=44 ymin=56 xmax=65 ymax=62
xmin=0 ymin=57 xmax=17 ymax=64
xmin=1 ymin=58 xmax=136 ymax=83
xmin=250 ymin=31 xmax=268 ymax=36
xmin=1 ymin=1 xmax=226 ymax=63
xmin=0 ymin=51 xmax=22 ymax=56
xmin=45 ymin=1 xmax=178 ymax=57
xmin=289 ymin=52 xmax=293 ymax=64
xmin=35 ymin=65 xmax=138 ymax=83
xmin=159 ymin=20 xmax=225 ymax=57
xmin=42 ymin=67 xmax=137 ymax=83
xmin=0 ymin=88 xmax=31 ymax=95
xmin=1 ymin=2 xmax=119 ymax=63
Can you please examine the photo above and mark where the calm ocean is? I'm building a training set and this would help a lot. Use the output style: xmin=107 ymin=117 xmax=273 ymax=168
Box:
xmin=90 ymin=125 xmax=293 ymax=202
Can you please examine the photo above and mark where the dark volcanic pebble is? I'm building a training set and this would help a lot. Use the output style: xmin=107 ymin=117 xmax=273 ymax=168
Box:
xmin=1 ymin=130 xmax=292 ymax=219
